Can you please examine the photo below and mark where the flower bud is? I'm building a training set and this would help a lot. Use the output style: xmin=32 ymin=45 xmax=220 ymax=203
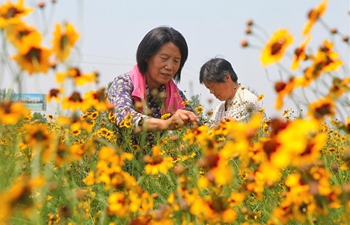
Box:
xmin=241 ymin=40 xmax=248 ymax=47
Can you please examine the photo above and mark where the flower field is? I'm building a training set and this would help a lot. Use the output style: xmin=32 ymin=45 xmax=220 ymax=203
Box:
xmin=0 ymin=0 xmax=349 ymax=224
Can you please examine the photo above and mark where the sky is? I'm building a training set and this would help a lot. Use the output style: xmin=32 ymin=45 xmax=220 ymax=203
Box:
xmin=1 ymin=0 xmax=349 ymax=119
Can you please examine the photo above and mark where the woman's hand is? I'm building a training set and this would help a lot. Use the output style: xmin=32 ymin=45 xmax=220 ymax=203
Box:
xmin=133 ymin=109 xmax=200 ymax=133
xmin=166 ymin=109 xmax=200 ymax=130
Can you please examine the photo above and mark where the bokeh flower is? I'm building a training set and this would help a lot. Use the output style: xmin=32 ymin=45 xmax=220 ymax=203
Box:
xmin=144 ymin=146 xmax=173 ymax=175
xmin=52 ymin=22 xmax=79 ymax=62
xmin=12 ymin=34 xmax=51 ymax=74
xmin=0 ymin=0 xmax=33 ymax=29
xmin=291 ymin=35 xmax=311 ymax=70
xmin=302 ymin=0 xmax=329 ymax=35
xmin=260 ymin=29 xmax=293 ymax=66
xmin=0 ymin=101 xmax=27 ymax=125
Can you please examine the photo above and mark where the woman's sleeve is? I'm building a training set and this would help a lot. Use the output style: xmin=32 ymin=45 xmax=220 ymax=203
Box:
xmin=228 ymin=94 xmax=263 ymax=122
xmin=107 ymin=74 xmax=149 ymax=127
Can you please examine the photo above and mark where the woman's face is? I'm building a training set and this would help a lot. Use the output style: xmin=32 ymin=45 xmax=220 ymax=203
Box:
xmin=146 ymin=42 xmax=181 ymax=89
xmin=204 ymin=77 xmax=231 ymax=101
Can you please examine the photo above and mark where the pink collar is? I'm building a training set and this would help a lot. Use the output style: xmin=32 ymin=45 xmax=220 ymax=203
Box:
xmin=129 ymin=65 xmax=185 ymax=114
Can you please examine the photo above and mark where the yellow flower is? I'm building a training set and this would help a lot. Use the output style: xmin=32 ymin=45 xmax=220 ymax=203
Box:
xmin=0 ymin=0 xmax=33 ymax=29
xmin=228 ymin=192 xmax=245 ymax=207
xmin=260 ymin=29 xmax=293 ymax=66
xmin=144 ymin=146 xmax=173 ymax=175
xmin=194 ymin=104 xmax=204 ymax=115
xmin=181 ymin=99 xmax=189 ymax=105
xmin=24 ymin=123 xmax=52 ymax=148
xmin=12 ymin=35 xmax=51 ymax=75
xmin=119 ymin=112 xmax=133 ymax=128
xmin=5 ymin=21 xmax=41 ymax=48
xmin=89 ymin=111 xmax=99 ymax=119
xmin=61 ymin=91 xmax=84 ymax=111
xmin=0 ymin=101 xmax=27 ymax=125
xmin=302 ymin=0 xmax=329 ymax=36
xmin=107 ymin=192 xmax=129 ymax=217
xmin=161 ymin=113 xmax=171 ymax=120
xmin=131 ymin=144 xmax=141 ymax=152
xmin=52 ymin=22 xmax=79 ymax=62
xmin=56 ymin=67 xmax=98 ymax=86
xmin=304 ymin=40 xmax=343 ymax=84
xmin=83 ymin=88 xmax=113 ymax=111
xmin=83 ymin=170 xmax=95 ymax=186
xmin=108 ymin=110 xmax=116 ymax=123
xmin=257 ymin=94 xmax=264 ymax=101
xmin=94 ymin=127 xmax=114 ymax=141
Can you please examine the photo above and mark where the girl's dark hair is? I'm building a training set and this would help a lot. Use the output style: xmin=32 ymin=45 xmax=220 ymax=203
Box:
xmin=136 ymin=26 xmax=188 ymax=82
xmin=199 ymin=58 xmax=238 ymax=84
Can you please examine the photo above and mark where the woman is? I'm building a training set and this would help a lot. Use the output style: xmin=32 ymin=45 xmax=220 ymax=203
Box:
xmin=108 ymin=26 xmax=199 ymax=134
xmin=199 ymin=57 xmax=265 ymax=124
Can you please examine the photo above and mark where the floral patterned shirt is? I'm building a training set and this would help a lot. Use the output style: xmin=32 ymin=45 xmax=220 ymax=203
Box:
xmin=210 ymin=85 xmax=265 ymax=123
xmin=107 ymin=72 xmax=193 ymax=128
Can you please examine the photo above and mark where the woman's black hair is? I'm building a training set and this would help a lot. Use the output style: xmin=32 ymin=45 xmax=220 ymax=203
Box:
xmin=136 ymin=26 xmax=188 ymax=82
xmin=199 ymin=58 xmax=238 ymax=84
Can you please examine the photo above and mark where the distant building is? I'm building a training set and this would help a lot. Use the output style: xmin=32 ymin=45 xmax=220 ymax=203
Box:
xmin=11 ymin=93 xmax=47 ymax=111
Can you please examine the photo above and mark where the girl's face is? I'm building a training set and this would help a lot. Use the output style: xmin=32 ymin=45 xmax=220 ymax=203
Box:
xmin=146 ymin=42 xmax=181 ymax=90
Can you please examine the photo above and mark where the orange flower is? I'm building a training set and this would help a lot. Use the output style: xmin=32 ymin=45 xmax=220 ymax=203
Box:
xmin=260 ymin=29 xmax=293 ymax=66
xmin=52 ymin=22 xmax=79 ymax=62
xmin=302 ymin=0 xmax=329 ymax=36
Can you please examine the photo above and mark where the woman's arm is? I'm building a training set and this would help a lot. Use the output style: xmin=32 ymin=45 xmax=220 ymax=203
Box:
xmin=107 ymin=74 xmax=199 ymax=133
xmin=107 ymin=73 xmax=148 ymax=127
